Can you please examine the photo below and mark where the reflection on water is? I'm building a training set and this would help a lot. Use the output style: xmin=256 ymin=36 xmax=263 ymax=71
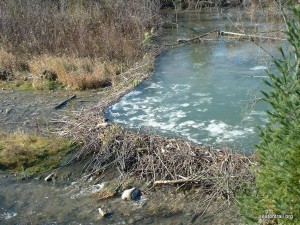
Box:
xmin=105 ymin=9 xmax=286 ymax=153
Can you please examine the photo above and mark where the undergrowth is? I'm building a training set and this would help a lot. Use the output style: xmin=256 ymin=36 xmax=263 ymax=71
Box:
xmin=0 ymin=0 xmax=161 ymax=90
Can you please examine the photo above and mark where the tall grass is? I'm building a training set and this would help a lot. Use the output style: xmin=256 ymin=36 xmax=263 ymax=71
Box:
xmin=0 ymin=0 xmax=161 ymax=89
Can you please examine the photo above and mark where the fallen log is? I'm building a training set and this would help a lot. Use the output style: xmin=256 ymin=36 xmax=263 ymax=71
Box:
xmin=219 ymin=31 xmax=286 ymax=41
xmin=176 ymin=29 xmax=220 ymax=44
xmin=54 ymin=95 xmax=76 ymax=110
xmin=165 ymin=29 xmax=286 ymax=47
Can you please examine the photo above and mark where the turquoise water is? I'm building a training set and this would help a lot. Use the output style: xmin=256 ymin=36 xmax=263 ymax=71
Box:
xmin=105 ymin=10 xmax=285 ymax=153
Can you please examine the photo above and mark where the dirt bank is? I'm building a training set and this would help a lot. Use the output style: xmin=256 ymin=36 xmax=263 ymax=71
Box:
xmin=0 ymin=89 xmax=107 ymax=133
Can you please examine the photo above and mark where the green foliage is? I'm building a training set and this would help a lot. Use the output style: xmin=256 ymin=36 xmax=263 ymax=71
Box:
xmin=239 ymin=6 xmax=300 ymax=225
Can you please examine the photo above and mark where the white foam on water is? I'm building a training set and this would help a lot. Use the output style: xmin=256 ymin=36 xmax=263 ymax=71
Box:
xmin=167 ymin=110 xmax=187 ymax=119
xmin=170 ymin=84 xmax=191 ymax=92
xmin=249 ymin=65 xmax=268 ymax=71
xmin=145 ymin=119 xmax=177 ymax=131
xmin=122 ymin=106 xmax=132 ymax=111
xmin=110 ymin=111 xmax=122 ymax=117
xmin=178 ymin=121 xmax=205 ymax=130
xmin=204 ymin=120 xmax=228 ymax=136
xmin=146 ymin=82 xmax=163 ymax=89
xmin=161 ymin=123 xmax=177 ymax=130
xmin=198 ymin=97 xmax=213 ymax=104
xmin=203 ymin=120 xmax=256 ymax=144
xmin=150 ymin=97 xmax=163 ymax=103
xmin=191 ymin=122 xmax=205 ymax=128
xmin=186 ymin=136 xmax=202 ymax=144
xmin=175 ymin=110 xmax=187 ymax=118
xmin=196 ymin=108 xmax=208 ymax=112
xmin=129 ymin=116 xmax=145 ymax=122
xmin=111 ymin=104 xmax=121 ymax=111
xmin=179 ymin=120 xmax=196 ymax=126
xmin=123 ymin=90 xmax=142 ymax=98
xmin=180 ymin=103 xmax=190 ymax=107
xmin=193 ymin=92 xmax=210 ymax=97
xmin=223 ymin=130 xmax=246 ymax=139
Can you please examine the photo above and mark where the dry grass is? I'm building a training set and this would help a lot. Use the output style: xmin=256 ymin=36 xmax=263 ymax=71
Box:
xmin=0 ymin=0 xmax=162 ymax=90
xmin=29 ymin=55 xmax=118 ymax=90
xmin=0 ymin=132 xmax=74 ymax=173
xmin=0 ymin=48 xmax=16 ymax=70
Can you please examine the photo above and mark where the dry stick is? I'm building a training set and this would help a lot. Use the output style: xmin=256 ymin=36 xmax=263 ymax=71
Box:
xmin=154 ymin=150 xmax=175 ymax=180
xmin=154 ymin=179 xmax=199 ymax=185
xmin=54 ymin=95 xmax=77 ymax=110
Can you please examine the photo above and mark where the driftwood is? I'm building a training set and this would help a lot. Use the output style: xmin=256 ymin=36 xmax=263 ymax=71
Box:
xmin=219 ymin=31 xmax=286 ymax=41
xmin=54 ymin=95 xmax=76 ymax=110
xmin=165 ymin=29 xmax=286 ymax=47
xmin=176 ymin=29 xmax=219 ymax=44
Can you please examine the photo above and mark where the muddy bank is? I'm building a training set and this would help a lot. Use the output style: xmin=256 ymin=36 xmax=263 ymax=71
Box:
xmin=0 ymin=89 xmax=106 ymax=133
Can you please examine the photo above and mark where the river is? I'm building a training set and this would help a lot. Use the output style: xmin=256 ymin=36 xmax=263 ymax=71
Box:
xmin=105 ymin=8 xmax=286 ymax=153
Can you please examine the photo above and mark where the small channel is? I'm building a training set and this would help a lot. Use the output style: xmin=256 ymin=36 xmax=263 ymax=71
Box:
xmin=105 ymin=9 xmax=286 ymax=153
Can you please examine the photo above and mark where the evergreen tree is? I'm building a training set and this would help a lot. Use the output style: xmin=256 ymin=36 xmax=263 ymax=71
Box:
xmin=239 ymin=6 xmax=300 ymax=225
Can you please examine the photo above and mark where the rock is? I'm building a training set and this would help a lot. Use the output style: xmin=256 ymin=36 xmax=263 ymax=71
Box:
xmin=121 ymin=187 xmax=135 ymax=200
xmin=121 ymin=187 xmax=141 ymax=201
xmin=131 ymin=188 xmax=142 ymax=201
xmin=98 ymin=207 xmax=108 ymax=218
xmin=44 ymin=173 xmax=55 ymax=182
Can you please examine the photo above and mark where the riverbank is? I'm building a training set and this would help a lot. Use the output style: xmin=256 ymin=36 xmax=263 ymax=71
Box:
xmin=0 ymin=2 xmax=293 ymax=224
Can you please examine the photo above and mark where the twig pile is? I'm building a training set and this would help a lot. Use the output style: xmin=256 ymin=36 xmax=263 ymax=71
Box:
xmin=57 ymin=49 xmax=254 ymax=203
xmin=60 ymin=107 xmax=254 ymax=200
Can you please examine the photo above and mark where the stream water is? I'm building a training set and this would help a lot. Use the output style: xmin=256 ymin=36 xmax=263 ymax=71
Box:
xmin=105 ymin=9 xmax=286 ymax=153
xmin=0 ymin=8 xmax=287 ymax=225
